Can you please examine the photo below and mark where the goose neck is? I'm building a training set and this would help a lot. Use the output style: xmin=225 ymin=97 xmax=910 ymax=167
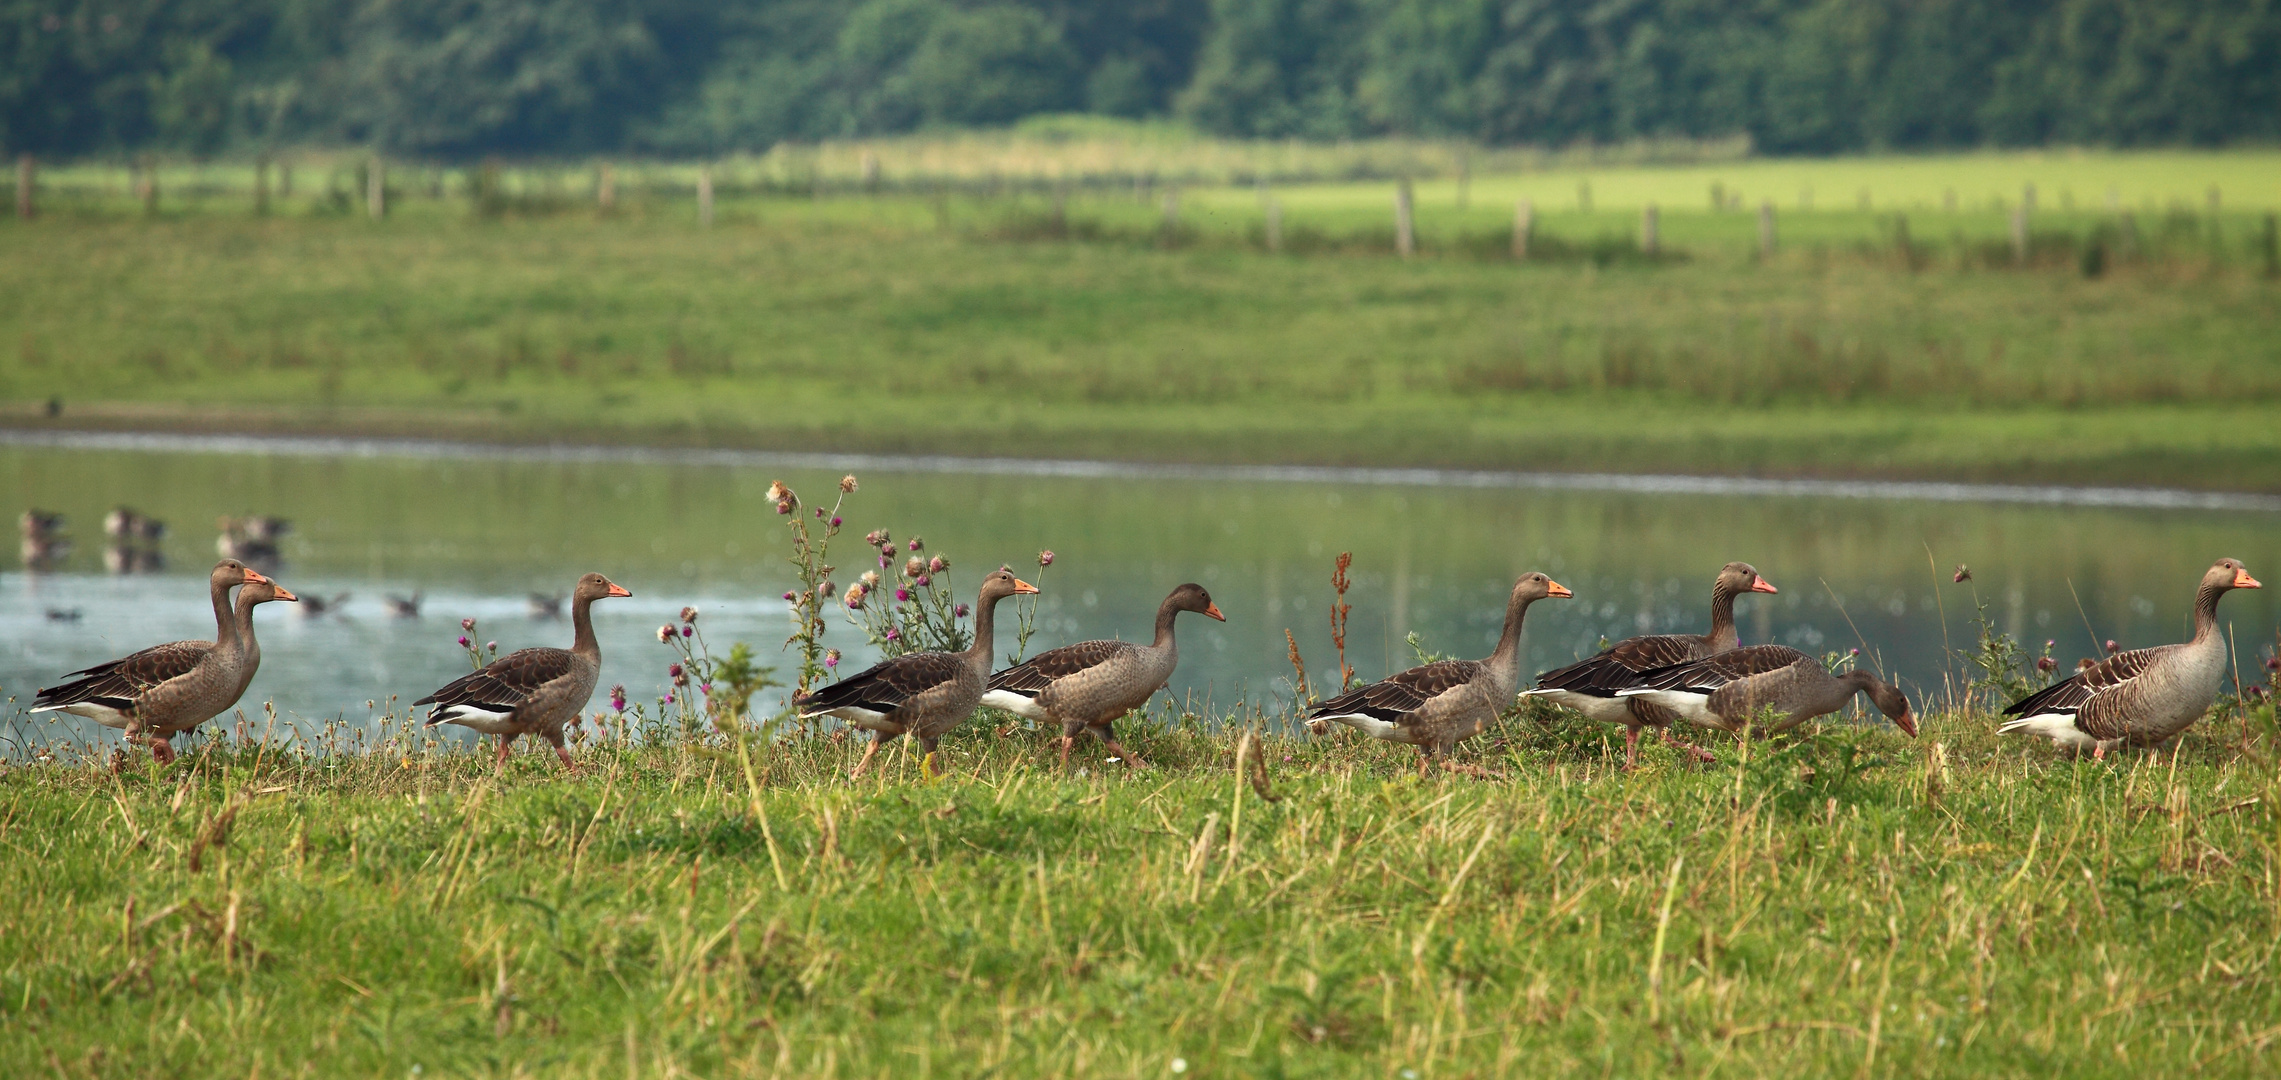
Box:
xmin=570 ymin=593 xmax=601 ymax=661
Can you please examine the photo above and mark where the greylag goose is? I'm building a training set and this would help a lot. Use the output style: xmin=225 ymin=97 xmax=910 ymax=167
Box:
xmin=1527 ymin=561 xmax=1777 ymax=766
xmin=30 ymin=561 xmax=291 ymax=763
xmin=1615 ymin=645 xmax=1915 ymax=737
xmin=20 ymin=509 xmax=66 ymax=541
xmin=215 ymin=515 xmax=288 ymax=569
xmin=797 ymin=567 xmax=1038 ymax=779
xmin=415 ymin=573 xmax=629 ymax=770
xmin=1307 ymin=573 xmax=1571 ymax=776
xmin=981 ymin=583 xmax=1224 ymax=769
xmin=2000 ymin=558 xmax=2261 ymax=757
xmin=103 ymin=507 xmax=166 ymax=541
xmin=385 ymin=592 xmax=423 ymax=618
xmin=20 ymin=509 xmax=69 ymax=569
xmin=527 ymin=592 xmax=564 ymax=619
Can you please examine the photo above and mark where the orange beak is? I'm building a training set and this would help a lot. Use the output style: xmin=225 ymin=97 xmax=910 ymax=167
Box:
xmin=1013 ymin=578 xmax=1040 ymax=595
xmin=2234 ymin=569 xmax=2262 ymax=589
xmin=1893 ymin=709 xmax=1918 ymax=738
xmin=606 ymin=583 xmax=632 ymax=597
xmin=272 ymin=585 xmax=299 ymax=602
xmin=242 ymin=568 xmax=271 ymax=585
xmin=1751 ymin=576 xmax=1779 ymax=594
xmin=1546 ymin=580 xmax=1573 ymax=598
xmin=1203 ymin=603 xmax=1226 ymax=621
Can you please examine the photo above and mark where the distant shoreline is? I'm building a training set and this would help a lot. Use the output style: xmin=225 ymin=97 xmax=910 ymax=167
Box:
xmin=9 ymin=425 xmax=2279 ymax=515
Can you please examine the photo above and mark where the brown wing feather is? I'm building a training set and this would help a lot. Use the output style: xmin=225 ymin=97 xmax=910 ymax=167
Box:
xmin=1535 ymin=633 xmax=1709 ymax=695
xmin=1311 ymin=661 xmax=1486 ymax=725
xmin=800 ymin=651 xmax=967 ymax=714
xmin=416 ymin=647 xmax=576 ymax=714
xmin=989 ymin=640 xmax=1136 ymax=695
xmin=2003 ymin=646 xmax=2166 ymax=740
xmin=34 ymin=640 xmax=216 ymax=710
xmin=1631 ymin=645 xmax=1811 ymax=692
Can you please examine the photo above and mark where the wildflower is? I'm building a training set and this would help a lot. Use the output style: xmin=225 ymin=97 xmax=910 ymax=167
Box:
xmin=461 ymin=617 xmax=477 ymax=632
xmin=777 ymin=499 xmax=794 ymax=515
xmin=609 ymin=684 xmax=627 ymax=711
xmin=1038 ymin=550 xmax=1055 ymax=567
xmin=830 ymin=516 xmax=842 ymax=527
xmin=485 ymin=641 xmax=496 ymax=653
xmin=681 ymin=606 xmax=698 ymax=624
xmin=928 ymin=556 xmax=946 ymax=574
xmin=820 ymin=580 xmax=837 ymax=598
xmin=895 ymin=587 xmax=912 ymax=602
xmin=668 ymin=662 xmax=683 ymax=677
xmin=1952 ymin=565 xmax=1970 ymax=583
xmin=885 ymin=627 xmax=900 ymax=642
xmin=457 ymin=635 xmax=470 ymax=647
xmin=860 ymin=570 xmax=880 ymax=587
xmin=701 ymin=683 xmax=712 ymax=695
xmin=2036 ymin=656 xmax=2057 ymax=673
xmin=905 ymin=556 xmax=925 ymax=577
xmin=915 ymin=575 xmax=931 ymax=587
xmin=657 ymin=625 xmax=675 ymax=644
xmin=1848 ymin=647 xmax=1860 ymax=656
xmin=2045 ymin=639 xmax=2056 ymax=649
xmin=882 ymin=543 xmax=898 ymax=558
xmin=682 ymin=625 xmax=693 ymax=637
xmin=954 ymin=603 xmax=969 ymax=618
xmin=2267 ymin=657 xmax=2280 ymax=671
xmin=844 ymin=585 xmax=867 ymax=610
xmin=783 ymin=591 xmax=797 ymax=601
xmin=765 ymin=480 xmax=792 ymax=503
xmin=665 ymin=692 xmax=676 ymax=704
xmin=2105 ymin=639 xmax=2119 ymax=654
xmin=840 ymin=475 xmax=858 ymax=492
xmin=865 ymin=529 xmax=889 ymax=547
xmin=825 ymin=649 xmax=841 ymax=668
xmin=814 ymin=507 xmax=825 ymax=518
xmin=909 ymin=536 xmax=924 ymax=551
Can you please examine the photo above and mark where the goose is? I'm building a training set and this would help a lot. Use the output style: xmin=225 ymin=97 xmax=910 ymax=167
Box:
xmin=2000 ymin=558 xmax=2260 ymax=757
xmin=797 ymin=567 xmax=1038 ymax=779
xmin=1615 ymin=645 xmax=1915 ymax=737
xmin=215 ymin=515 xmax=288 ymax=569
xmin=20 ymin=509 xmax=69 ymax=570
xmin=1307 ymin=573 xmax=1571 ymax=777
xmin=299 ymin=592 xmax=351 ymax=618
xmin=31 ymin=561 xmax=293 ymax=763
xmin=982 ymin=583 xmax=1224 ymax=769
xmin=19 ymin=509 xmax=66 ymax=541
xmin=1526 ymin=561 xmax=1777 ymax=767
xmin=414 ymin=573 xmax=630 ymax=770
xmin=103 ymin=507 xmax=166 ymax=541
xmin=385 ymin=592 xmax=423 ymax=618
xmin=527 ymin=592 xmax=564 ymax=619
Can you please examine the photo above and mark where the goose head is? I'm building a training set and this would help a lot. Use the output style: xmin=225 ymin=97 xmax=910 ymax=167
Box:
xmin=573 ymin=573 xmax=633 ymax=603
xmin=1848 ymin=671 xmax=1916 ymax=738
xmin=977 ymin=567 xmax=1041 ymax=605
xmin=242 ymin=580 xmax=299 ymax=606
xmin=1166 ymin=583 xmax=1225 ymax=621
xmin=212 ymin=559 xmax=271 ymax=590
xmin=2208 ymin=558 xmax=2261 ymax=592
xmin=1513 ymin=572 xmax=1573 ymax=602
xmin=1716 ymin=561 xmax=1778 ymax=595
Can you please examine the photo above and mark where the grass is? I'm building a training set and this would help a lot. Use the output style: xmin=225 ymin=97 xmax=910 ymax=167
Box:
xmin=6 ymin=149 xmax=2281 ymax=491
xmin=4 ymin=692 xmax=2280 ymax=1077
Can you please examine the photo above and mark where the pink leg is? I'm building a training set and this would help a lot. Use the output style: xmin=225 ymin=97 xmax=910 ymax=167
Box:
xmin=495 ymin=733 xmax=517 ymax=768
xmin=1059 ymin=734 xmax=1077 ymax=768
xmin=850 ymin=734 xmax=888 ymax=779
xmin=148 ymin=735 xmax=176 ymax=765
xmin=547 ymin=736 xmax=578 ymax=772
xmin=1660 ymin=728 xmax=1717 ymax=764
xmin=1623 ymin=726 xmax=1642 ymax=770
xmin=1097 ymin=726 xmax=1149 ymax=770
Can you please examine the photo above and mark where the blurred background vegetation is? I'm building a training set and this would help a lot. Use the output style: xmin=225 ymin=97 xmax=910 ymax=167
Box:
xmin=5 ymin=0 xmax=2279 ymax=160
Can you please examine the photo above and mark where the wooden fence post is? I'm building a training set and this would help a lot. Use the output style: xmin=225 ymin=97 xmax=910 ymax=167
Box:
xmin=1265 ymin=196 xmax=1282 ymax=253
xmin=15 ymin=154 xmax=31 ymax=219
xmin=1512 ymin=198 xmax=1532 ymax=260
xmin=1394 ymin=179 xmax=1414 ymax=258
xmin=1640 ymin=203 xmax=1659 ymax=255
xmin=1758 ymin=201 xmax=1775 ymax=260
xmin=367 ymin=156 xmax=385 ymax=219
xmin=697 ymin=166 xmax=714 ymax=227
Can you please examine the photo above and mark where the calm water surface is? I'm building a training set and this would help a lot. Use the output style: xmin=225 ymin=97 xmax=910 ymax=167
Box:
xmin=7 ymin=440 xmax=2277 ymax=752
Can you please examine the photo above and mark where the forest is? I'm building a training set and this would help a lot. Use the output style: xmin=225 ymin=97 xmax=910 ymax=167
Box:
xmin=5 ymin=0 xmax=2279 ymax=159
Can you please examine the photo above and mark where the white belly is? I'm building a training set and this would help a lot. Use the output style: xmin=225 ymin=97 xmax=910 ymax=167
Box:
xmin=35 ymin=703 xmax=133 ymax=730
xmin=819 ymin=706 xmax=896 ymax=732
xmin=979 ymin=690 xmax=1048 ymax=721
xmin=1526 ymin=689 xmax=1636 ymax=725
xmin=1615 ymin=689 xmax=1719 ymax=727
xmin=1318 ymin=713 xmax=1408 ymax=742
xmin=435 ymin=706 xmax=519 ymax=735
xmin=1997 ymin=711 xmax=2103 ymax=751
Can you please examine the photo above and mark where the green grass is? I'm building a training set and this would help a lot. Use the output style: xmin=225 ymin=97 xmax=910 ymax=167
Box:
xmin=6 ymin=155 xmax=2281 ymax=490
xmin=6 ymin=697 xmax=2280 ymax=1077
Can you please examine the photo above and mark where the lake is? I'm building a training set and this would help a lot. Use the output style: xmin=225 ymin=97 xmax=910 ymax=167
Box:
xmin=7 ymin=432 xmax=2277 ymax=753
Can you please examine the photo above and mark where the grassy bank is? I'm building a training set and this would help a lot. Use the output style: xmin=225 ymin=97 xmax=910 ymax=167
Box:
xmin=5 ymin=171 xmax=2281 ymax=490
xmin=5 ymin=696 xmax=2280 ymax=1077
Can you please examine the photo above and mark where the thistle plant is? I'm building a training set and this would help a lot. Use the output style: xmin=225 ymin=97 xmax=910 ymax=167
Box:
xmin=655 ymin=608 xmax=714 ymax=736
xmin=1008 ymin=549 xmax=1053 ymax=664
xmin=774 ymin=476 xmax=854 ymax=695
xmin=455 ymin=618 xmax=497 ymax=670
xmin=1330 ymin=552 xmax=1357 ymax=690
xmin=843 ymin=532 xmax=969 ymax=657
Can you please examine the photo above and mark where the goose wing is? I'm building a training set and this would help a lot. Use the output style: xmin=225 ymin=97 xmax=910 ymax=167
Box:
xmin=988 ymin=640 xmax=1137 ymax=696
xmin=1310 ymin=660 xmax=1486 ymax=725
xmin=800 ymin=651 xmax=967 ymax=716
xmin=416 ymin=646 xmax=575 ymax=723
xmin=1534 ymin=633 xmax=1705 ymax=695
xmin=33 ymin=640 xmax=216 ymax=711
xmin=2002 ymin=646 xmax=2166 ymax=740
xmin=1627 ymin=645 xmax=1811 ymax=694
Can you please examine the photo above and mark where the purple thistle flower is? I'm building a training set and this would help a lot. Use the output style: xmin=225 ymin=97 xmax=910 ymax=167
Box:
xmin=1848 ymin=647 xmax=1859 ymax=656
xmin=669 ymin=663 xmax=683 ymax=678
xmin=461 ymin=617 xmax=477 ymax=632
xmin=915 ymin=575 xmax=931 ymax=587
xmin=928 ymin=556 xmax=946 ymax=574
xmin=665 ymin=692 xmax=676 ymax=704
xmin=783 ymin=591 xmax=797 ymax=601
xmin=2036 ymin=656 xmax=2057 ymax=673
xmin=909 ymin=537 xmax=924 ymax=552
xmin=457 ymin=636 xmax=470 ymax=647
xmin=682 ymin=625 xmax=693 ymax=637
xmin=681 ymin=606 xmax=699 ymax=624
xmin=830 ymin=516 xmax=842 ymax=527
xmin=1038 ymin=550 xmax=1055 ymax=567
xmin=2105 ymin=639 xmax=2120 ymax=654
xmin=826 ymin=649 xmax=841 ymax=668
xmin=701 ymin=683 xmax=712 ymax=694
xmin=485 ymin=641 xmax=497 ymax=653
xmin=894 ymin=587 xmax=911 ymax=602
xmin=954 ymin=603 xmax=969 ymax=618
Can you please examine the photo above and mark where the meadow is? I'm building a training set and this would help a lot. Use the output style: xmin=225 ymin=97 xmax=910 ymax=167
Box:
xmin=6 ymin=145 xmax=2281 ymax=490
xmin=4 ymin=686 xmax=2280 ymax=1078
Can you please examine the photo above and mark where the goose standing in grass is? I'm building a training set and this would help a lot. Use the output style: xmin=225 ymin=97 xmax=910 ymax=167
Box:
xmin=1526 ymin=561 xmax=1777 ymax=767
xmin=1615 ymin=645 xmax=1916 ymax=737
xmin=983 ymin=583 xmax=1224 ymax=769
xmin=1307 ymin=572 xmax=1571 ymax=777
xmin=31 ymin=561 xmax=293 ymax=763
xmin=2000 ymin=558 xmax=2260 ymax=757
xmin=414 ymin=573 xmax=630 ymax=770
xmin=797 ymin=567 xmax=1037 ymax=779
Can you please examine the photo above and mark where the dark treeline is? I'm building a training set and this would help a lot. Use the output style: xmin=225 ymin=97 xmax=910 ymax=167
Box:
xmin=6 ymin=0 xmax=2278 ymax=159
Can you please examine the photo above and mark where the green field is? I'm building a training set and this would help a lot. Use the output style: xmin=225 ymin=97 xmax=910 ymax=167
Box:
xmin=5 ymin=148 xmax=2281 ymax=490
xmin=5 ymin=695 xmax=2280 ymax=1077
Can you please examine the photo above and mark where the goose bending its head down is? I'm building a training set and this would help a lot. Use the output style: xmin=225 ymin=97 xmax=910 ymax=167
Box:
xmin=415 ymin=573 xmax=630 ymax=771
xmin=1999 ymin=558 xmax=2259 ymax=757
xmin=797 ymin=567 xmax=1038 ymax=779
xmin=1616 ymin=644 xmax=1915 ymax=738
xmin=1307 ymin=572 xmax=1571 ymax=777
xmin=982 ymin=582 xmax=1224 ymax=769
xmin=31 ymin=560 xmax=295 ymax=763
xmin=1526 ymin=560 xmax=1776 ymax=767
